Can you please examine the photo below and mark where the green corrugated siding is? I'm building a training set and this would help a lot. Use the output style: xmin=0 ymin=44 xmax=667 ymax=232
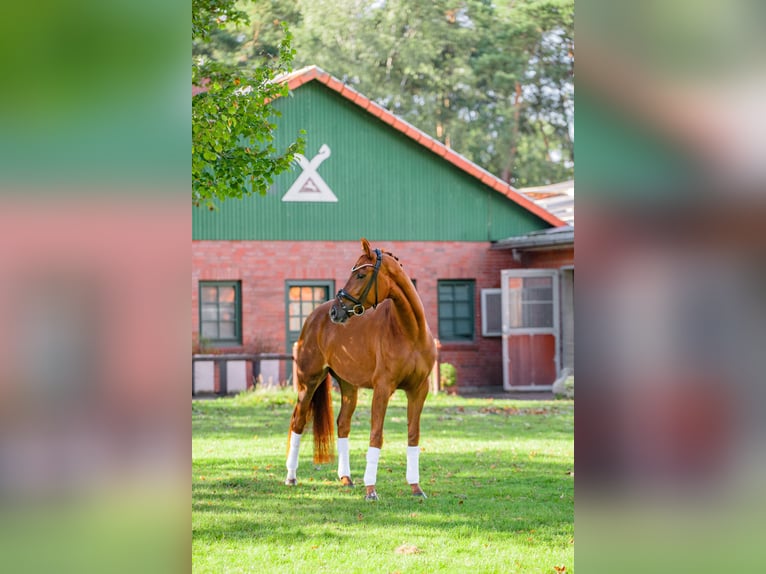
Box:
xmin=193 ymin=82 xmax=550 ymax=241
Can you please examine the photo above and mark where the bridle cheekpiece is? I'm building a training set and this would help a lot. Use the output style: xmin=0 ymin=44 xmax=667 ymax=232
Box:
xmin=335 ymin=249 xmax=382 ymax=318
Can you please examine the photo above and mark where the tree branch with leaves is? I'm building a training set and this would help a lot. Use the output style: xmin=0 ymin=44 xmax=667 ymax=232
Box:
xmin=192 ymin=0 xmax=304 ymax=208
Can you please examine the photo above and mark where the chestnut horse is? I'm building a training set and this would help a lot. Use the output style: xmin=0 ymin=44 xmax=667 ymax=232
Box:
xmin=285 ymin=238 xmax=436 ymax=500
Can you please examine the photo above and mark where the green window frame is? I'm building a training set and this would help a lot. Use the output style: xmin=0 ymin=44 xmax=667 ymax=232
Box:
xmin=285 ymin=280 xmax=334 ymax=343
xmin=199 ymin=281 xmax=242 ymax=345
xmin=438 ymin=280 xmax=475 ymax=342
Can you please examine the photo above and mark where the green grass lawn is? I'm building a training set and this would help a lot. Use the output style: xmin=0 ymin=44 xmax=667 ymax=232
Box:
xmin=192 ymin=388 xmax=574 ymax=573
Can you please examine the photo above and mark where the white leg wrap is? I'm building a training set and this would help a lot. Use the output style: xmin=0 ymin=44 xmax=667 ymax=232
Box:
xmin=406 ymin=445 xmax=420 ymax=485
xmin=337 ymin=437 xmax=350 ymax=479
xmin=285 ymin=432 xmax=302 ymax=480
xmin=363 ymin=446 xmax=381 ymax=486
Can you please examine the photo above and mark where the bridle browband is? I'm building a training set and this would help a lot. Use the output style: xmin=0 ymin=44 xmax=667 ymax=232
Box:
xmin=335 ymin=248 xmax=382 ymax=318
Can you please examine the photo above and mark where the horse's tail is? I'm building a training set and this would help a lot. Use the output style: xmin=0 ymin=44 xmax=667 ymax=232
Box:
xmin=311 ymin=373 xmax=335 ymax=464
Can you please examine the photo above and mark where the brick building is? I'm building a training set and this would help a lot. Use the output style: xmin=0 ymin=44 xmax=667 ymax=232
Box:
xmin=192 ymin=66 xmax=573 ymax=394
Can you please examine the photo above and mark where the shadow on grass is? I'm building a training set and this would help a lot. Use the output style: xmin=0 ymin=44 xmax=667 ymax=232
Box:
xmin=193 ymin=451 xmax=573 ymax=545
xmin=193 ymin=395 xmax=573 ymax=563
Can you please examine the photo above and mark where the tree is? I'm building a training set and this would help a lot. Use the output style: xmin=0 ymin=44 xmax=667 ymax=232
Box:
xmin=290 ymin=0 xmax=573 ymax=187
xmin=470 ymin=0 xmax=574 ymax=186
xmin=194 ymin=0 xmax=573 ymax=189
xmin=192 ymin=0 xmax=304 ymax=208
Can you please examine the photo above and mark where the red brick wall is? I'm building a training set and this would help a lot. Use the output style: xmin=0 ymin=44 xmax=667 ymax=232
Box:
xmin=522 ymin=246 xmax=575 ymax=269
xmin=192 ymin=240 xmax=573 ymax=389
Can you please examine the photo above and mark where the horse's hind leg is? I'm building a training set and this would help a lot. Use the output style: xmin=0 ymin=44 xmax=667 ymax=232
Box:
xmin=405 ymin=381 xmax=429 ymax=497
xmin=285 ymin=370 xmax=324 ymax=486
xmin=336 ymin=379 xmax=358 ymax=486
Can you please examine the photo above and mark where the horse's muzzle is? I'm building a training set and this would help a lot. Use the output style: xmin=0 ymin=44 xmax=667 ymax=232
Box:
xmin=329 ymin=303 xmax=348 ymax=324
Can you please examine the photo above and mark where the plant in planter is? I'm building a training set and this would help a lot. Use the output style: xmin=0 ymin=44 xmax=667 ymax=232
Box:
xmin=244 ymin=336 xmax=283 ymax=389
xmin=244 ymin=336 xmax=281 ymax=355
xmin=440 ymin=362 xmax=457 ymax=394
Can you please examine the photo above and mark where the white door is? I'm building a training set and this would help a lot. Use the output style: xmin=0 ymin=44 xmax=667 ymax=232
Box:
xmin=501 ymin=269 xmax=560 ymax=390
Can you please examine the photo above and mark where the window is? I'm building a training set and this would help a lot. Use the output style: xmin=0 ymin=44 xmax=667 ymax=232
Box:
xmin=199 ymin=281 xmax=241 ymax=344
xmin=438 ymin=280 xmax=475 ymax=341
xmin=481 ymin=288 xmax=502 ymax=337
xmin=506 ymin=275 xmax=555 ymax=330
xmin=285 ymin=281 xmax=333 ymax=375
xmin=286 ymin=282 xmax=333 ymax=336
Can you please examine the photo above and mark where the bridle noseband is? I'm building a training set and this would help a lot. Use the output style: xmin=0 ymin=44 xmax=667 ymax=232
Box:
xmin=335 ymin=248 xmax=382 ymax=318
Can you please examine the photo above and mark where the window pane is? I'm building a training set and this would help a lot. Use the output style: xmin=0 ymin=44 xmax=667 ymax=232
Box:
xmin=289 ymin=317 xmax=301 ymax=332
xmin=289 ymin=302 xmax=301 ymax=317
xmin=201 ymin=322 xmax=217 ymax=339
xmin=218 ymin=303 xmax=234 ymax=321
xmin=219 ymin=322 xmax=236 ymax=339
xmin=507 ymin=290 xmax=523 ymax=328
xmin=301 ymin=287 xmax=312 ymax=300
xmin=439 ymin=287 xmax=453 ymax=301
xmin=455 ymin=302 xmax=471 ymax=318
xmin=524 ymin=276 xmax=552 ymax=288
xmin=454 ymin=284 xmax=470 ymax=301
xmin=524 ymin=284 xmax=552 ymax=302
xmin=524 ymin=302 xmax=553 ymax=328
xmin=313 ymin=287 xmax=327 ymax=301
xmin=440 ymin=321 xmax=454 ymax=338
xmin=289 ymin=287 xmax=301 ymax=301
xmin=456 ymin=319 xmax=472 ymax=336
xmin=201 ymin=286 xmax=218 ymax=303
xmin=439 ymin=303 xmax=454 ymax=319
xmin=218 ymin=286 xmax=236 ymax=303
xmin=301 ymin=302 xmax=314 ymax=317
xmin=201 ymin=304 xmax=218 ymax=321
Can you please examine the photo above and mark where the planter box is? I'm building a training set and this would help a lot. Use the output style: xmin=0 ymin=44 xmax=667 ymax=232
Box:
xmin=226 ymin=360 xmax=248 ymax=393
xmin=193 ymin=361 xmax=214 ymax=394
xmin=258 ymin=359 xmax=281 ymax=388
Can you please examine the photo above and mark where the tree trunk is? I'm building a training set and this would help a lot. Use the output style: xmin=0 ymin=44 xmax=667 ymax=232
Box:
xmin=502 ymin=81 xmax=523 ymax=183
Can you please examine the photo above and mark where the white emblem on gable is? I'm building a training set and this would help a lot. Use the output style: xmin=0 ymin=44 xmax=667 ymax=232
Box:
xmin=281 ymin=144 xmax=338 ymax=202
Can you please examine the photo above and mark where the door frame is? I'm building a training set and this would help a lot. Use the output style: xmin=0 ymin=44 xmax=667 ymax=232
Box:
xmin=500 ymin=269 xmax=560 ymax=391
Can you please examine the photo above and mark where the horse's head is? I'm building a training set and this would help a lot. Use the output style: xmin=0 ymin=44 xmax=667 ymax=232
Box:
xmin=330 ymin=238 xmax=392 ymax=324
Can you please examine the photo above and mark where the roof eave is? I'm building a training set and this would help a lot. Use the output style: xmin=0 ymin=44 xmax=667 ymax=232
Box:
xmin=492 ymin=229 xmax=575 ymax=251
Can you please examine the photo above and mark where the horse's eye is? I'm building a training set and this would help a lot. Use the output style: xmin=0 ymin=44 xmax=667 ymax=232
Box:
xmin=356 ymin=273 xmax=366 ymax=280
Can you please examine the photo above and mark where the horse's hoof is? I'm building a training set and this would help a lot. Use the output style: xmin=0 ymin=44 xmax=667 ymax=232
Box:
xmin=365 ymin=492 xmax=379 ymax=501
xmin=340 ymin=476 xmax=355 ymax=487
xmin=410 ymin=483 xmax=426 ymax=498
xmin=284 ymin=478 xmax=297 ymax=486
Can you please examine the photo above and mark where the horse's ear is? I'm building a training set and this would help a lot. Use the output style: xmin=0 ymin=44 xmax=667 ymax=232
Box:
xmin=361 ymin=238 xmax=372 ymax=258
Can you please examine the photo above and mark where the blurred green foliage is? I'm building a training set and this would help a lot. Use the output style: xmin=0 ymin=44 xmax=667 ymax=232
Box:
xmin=440 ymin=362 xmax=457 ymax=388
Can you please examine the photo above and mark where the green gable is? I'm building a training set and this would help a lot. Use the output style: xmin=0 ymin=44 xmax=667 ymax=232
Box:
xmin=193 ymin=82 xmax=552 ymax=241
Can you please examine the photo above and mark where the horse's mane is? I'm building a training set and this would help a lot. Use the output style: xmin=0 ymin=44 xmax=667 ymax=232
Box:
xmin=383 ymin=250 xmax=402 ymax=267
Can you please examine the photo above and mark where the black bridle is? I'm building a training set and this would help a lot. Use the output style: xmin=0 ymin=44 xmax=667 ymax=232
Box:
xmin=335 ymin=248 xmax=382 ymax=318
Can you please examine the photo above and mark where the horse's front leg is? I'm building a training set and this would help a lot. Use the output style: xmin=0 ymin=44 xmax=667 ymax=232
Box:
xmin=336 ymin=380 xmax=358 ymax=487
xmin=405 ymin=381 xmax=429 ymax=498
xmin=363 ymin=385 xmax=393 ymax=501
